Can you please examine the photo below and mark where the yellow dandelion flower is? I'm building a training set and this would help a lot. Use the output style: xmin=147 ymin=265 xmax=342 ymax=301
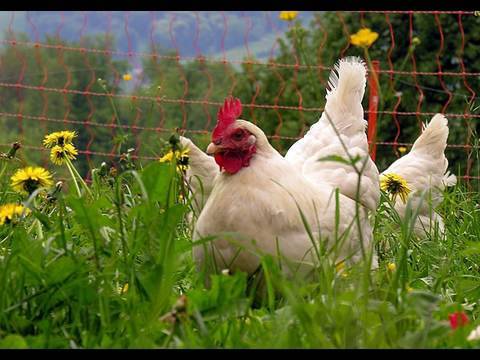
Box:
xmin=387 ymin=262 xmax=396 ymax=272
xmin=50 ymin=144 xmax=78 ymax=166
xmin=279 ymin=11 xmax=299 ymax=22
xmin=380 ymin=173 xmax=411 ymax=204
xmin=117 ymin=283 xmax=129 ymax=295
xmin=123 ymin=73 xmax=132 ymax=81
xmin=43 ymin=130 xmax=77 ymax=149
xmin=159 ymin=148 xmax=190 ymax=171
xmin=0 ymin=203 xmax=30 ymax=225
xmin=11 ymin=166 xmax=54 ymax=195
xmin=335 ymin=260 xmax=345 ymax=273
xmin=159 ymin=151 xmax=174 ymax=163
xmin=350 ymin=28 xmax=379 ymax=48
xmin=398 ymin=146 xmax=407 ymax=155
xmin=335 ymin=261 xmax=348 ymax=277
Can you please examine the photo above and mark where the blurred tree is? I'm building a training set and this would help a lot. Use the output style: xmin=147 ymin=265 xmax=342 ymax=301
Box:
xmin=0 ymin=32 xmax=129 ymax=176
xmin=134 ymin=49 xmax=240 ymax=155
xmin=234 ymin=12 xmax=480 ymax=176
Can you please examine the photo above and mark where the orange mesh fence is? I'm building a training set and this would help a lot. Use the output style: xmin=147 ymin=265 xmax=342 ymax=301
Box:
xmin=0 ymin=11 xmax=478 ymax=181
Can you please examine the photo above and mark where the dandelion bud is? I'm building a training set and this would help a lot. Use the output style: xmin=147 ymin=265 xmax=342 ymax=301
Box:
xmin=47 ymin=181 xmax=64 ymax=202
xmin=120 ymin=148 xmax=135 ymax=163
xmin=55 ymin=181 xmax=64 ymax=192
xmin=387 ymin=263 xmax=396 ymax=272
xmin=7 ymin=142 xmax=21 ymax=159
xmin=97 ymin=78 xmax=107 ymax=89
xmin=412 ymin=36 xmax=421 ymax=46
xmin=109 ymin=166 xmax=118 ymax=177
xmin=159 ymin=311 xmax=176 ymax=324
xmin=98 ymin=162 xmax=108 ymax=177
xmin=169 ymin=133 xmax=180 ymax=149
xmin=174 ymin=295 xmax=187 ymax=313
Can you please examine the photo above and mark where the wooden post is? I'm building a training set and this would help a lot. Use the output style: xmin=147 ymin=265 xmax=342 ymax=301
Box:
xmin=367 ymin=60 xmax=380 ymax=161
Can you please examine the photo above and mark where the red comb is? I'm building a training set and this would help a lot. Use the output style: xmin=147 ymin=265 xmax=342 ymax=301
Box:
xmin=212 ymin=97 xmax=242 ymax=140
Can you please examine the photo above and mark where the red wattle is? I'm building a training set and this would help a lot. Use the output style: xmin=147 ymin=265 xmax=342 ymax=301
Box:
xmin=214 ymin=152 xmax=244 ymax=174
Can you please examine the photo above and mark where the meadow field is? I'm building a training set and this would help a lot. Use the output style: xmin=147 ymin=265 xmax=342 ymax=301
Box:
xmin=0 ymin=133 xmax=479 ymax=349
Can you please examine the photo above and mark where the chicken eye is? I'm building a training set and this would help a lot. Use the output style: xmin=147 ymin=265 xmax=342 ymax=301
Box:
xmin=232 ymin=130 xmax=244 ymax=141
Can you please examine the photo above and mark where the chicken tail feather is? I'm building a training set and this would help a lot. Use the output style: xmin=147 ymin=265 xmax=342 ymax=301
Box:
xmin=325 ymin=56 xmax=368 ymax=132
xmin=411 ymin=114 xmax=449 ymax=157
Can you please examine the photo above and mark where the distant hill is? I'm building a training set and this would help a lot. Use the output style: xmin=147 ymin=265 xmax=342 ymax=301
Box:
xmin=0 ymin=11 xmax=316 ymax=62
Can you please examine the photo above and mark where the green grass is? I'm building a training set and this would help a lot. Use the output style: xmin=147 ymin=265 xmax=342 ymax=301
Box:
xmin=0 ymin=142 xmax=480 ymax=349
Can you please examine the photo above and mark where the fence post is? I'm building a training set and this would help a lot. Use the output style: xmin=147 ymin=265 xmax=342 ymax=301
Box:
xmin=367 ymin=60 xmax=380 ymax=161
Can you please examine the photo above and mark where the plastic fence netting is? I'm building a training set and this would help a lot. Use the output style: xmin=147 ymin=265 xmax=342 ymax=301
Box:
xmin=0 ymin=11 xmax=478 ymax=181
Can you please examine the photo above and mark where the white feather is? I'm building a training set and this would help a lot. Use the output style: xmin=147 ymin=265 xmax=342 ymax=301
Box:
xmin=285 ymin=56 xmax=380 ymax=211
xmin=180 ymin=136 xmax=219 ymax=215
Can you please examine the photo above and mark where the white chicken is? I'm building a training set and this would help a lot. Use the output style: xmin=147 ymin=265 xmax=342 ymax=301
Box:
xmin=181 ymin=57 xmax=380 ymax=278
xmin=380 ymin=114 xmax=457 ymax=236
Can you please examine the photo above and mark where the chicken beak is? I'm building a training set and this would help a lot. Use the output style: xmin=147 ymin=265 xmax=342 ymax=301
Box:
xmin=206 ymin=142 xmax=220 ymax=155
